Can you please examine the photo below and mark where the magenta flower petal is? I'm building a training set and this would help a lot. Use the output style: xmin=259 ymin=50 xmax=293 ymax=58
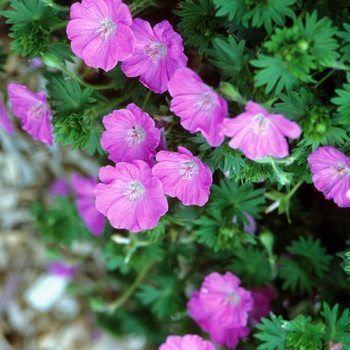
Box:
xmin=100 ymin=103 xmax=160 ymax=166
xmin=222 ymin=101 xmax=302 ymax=160
xmin=67 ymin=0 xmax=135 ymax=71
xmin=48 ymin=177 xmax=70 ymax=197
xmin=187 ymin=291 xmax=212 ymax=332
xmin=7 ymin=83 xmax=53 ymax=145
xmin=72 ymin=173 xmax=105 ymax=236
xmin=209 ymin=325 xmax=250 ymax=349
xmin=121 ymin=18 xmax=187 ymax=93
xmin=249 ymin=286 xmax=275 ymax=326
xmin=152 ymin=146 xmax=212 ymax=206
xmin=159 ymin=335 xmax=215 ymax=350
xmin=0 ymin=92 xmax=14 ymax=134
xmin=199 ymin=272 xmax=253 ymax=328
xmin=308 ymin=146 xmax=350 ymax=207
xmin=168 ymin=67 xmax=227 ymax=146
xmin=48 ymin=262 xmax=76 ymax=280
xmin=94 ymin=160 xmax=168 ymax=232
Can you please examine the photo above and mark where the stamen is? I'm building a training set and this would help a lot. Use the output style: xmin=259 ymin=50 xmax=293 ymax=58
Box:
xmin=331 ymin=162 xmax=350 ymax=179
xmin=29 ymin=102 xmax=45 ymax=119
xmin=144 ymin=41 xmax=167 ymax=64
xmin=179 ymin=160 xmax=199 ymax=180
xmin=193 ymin=92 xmax=215 ymax=114
xmin=96 ymin=18 xmax=116 ymax=42
xmin=123 ymin=181 xmax=145 ymax=202
xmin=252 ymin=113 xmax=271 ymax=135
xmin=224 ymin=292 xmax=240 ymax=305
xmin=125 ymin=126 xmax=146 ymax=147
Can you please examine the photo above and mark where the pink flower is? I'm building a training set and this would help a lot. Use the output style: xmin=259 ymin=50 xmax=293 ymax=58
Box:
xmin=94 ymin=160 xmax=168 ymax=232
xmin=66 ymin=0 xmax=135 ymax=72
xmin=168 ymin=67 xmax=228 ymax=147
xmin=159 ymin=335 xmax=215 ymax=350
xmin=7 ymin=83 xmax=53 ymax=145
xmin=48 ymin=177 xmax=70 ymax=197
xmin=100 ymin=103 xmax=160 ymax=166
xmin=221 ymin=101 xmax=301 ymax=160
xmin=152 ymin=146 xmax=212 ymax=206
xmin=188 ymin=291 xmax=249 ymax=349
xmin=209 ymin=324 xmax=250 ymax=349
xmin=250 ymin=286 xmax=275 ymax=326
xmin=233 ymin=212 xmax=257 ymax=234
xmin=72 ymin=174 xmax=105 ymax=236
xmin=329 ymin=341 xmax=343 ymax=350
xmin=48 ymin=262 xmax=76 ymax=280
xmin=0 ymin=92 xmax=14 ymax=134
xmin=307 ymin=146 xmax=350 ymax=207
xmin=200 ymin=272 xmax=253 ymax=328
xmin=121 ymin=19 xmax=187 ymax=94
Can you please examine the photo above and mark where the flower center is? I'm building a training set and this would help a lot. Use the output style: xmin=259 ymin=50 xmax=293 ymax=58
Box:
xmin=252 ymin=113 xmax=271 ymax=135
xmin=125 ymin=126 xmax=146 ymax=147
xmin=193 ymin=92 xmax=216 ymax=114
xmin=29 ymin=102 xmax=45 ymax=119
xmin=224 ymin=292 xmax=240 ymax=305
xmin=123 ymin=181 xmax=145 ymax=202
xmin=179 ymin=160 xmax=198 ymax=180
xmin=144 ymin=41 xmax=167 ymax=64
xmin=96 ymin=18 xmax=116 ymax=42
xmin=331 ymin=162 xmax=350 ymax=179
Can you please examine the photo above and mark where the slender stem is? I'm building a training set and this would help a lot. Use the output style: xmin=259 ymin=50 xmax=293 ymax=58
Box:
xmin=107 ymin=262 xmax=152 ymax=313
xmin=94 ymin=91 xmax=134 ymax=114
xmin=141 ymin=90 xmax=152 ymax=110
xmin=287 ymin=180 xmax=304 ymax=200
xmin=59 ymin=65 xmax=115 ymax=90
xmin=51 ymin=20 xmax=69 ymax=30
xmin=313 ymin=69 xmax=334 ymax=90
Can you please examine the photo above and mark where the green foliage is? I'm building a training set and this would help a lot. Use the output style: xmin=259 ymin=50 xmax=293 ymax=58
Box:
xmin=45 ymin=74 xmax=104 ymax=154
xmin=2 ymin=0 xmax=60 ymax=59
xmin=255 ymin=313 xmax=287 ymax=350
xmin=31 ymin=196 xmax=91 ymax=246
xmin=251 ymin=11 xmax=339 ymax=94
xmin=331 ymin=72 xmax=350 ymax=127
xmin=213 ymin=0 xmax=296 ymax=33
xmin=256 ymin=304 xmax=350 ymax=350
xmin=207 ymin=36 xmax=252 ymax=94
xmin=136 ymin=275 xmax=184 ymax=319
xmin=278 ymin=237 xmax=332 ymax=293
xmin=0 ymin=41 xmax=7 ymax=72
xmin=338 ymin=23 xmax=350 ymax=62
xmin=322 ymin=303 xmax=350 ymax=347
xmin=228 ymin=244 xmax=271 ymax=288
xmin=174 ymin=0 xmax=226 ymax=55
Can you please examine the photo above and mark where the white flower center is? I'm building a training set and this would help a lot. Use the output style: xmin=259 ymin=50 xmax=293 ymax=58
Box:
xmin=331 ymin=162 xmax=350 ymax=179
xmin=252 ymin=113 xmax=271 ymax=135
xmin=193 ymin=92 xmax=216 ymax=114
xmin=125 ymin=126 xmax=146 ymax=147
xmin=179 ymin=160 xmax=198 ymax=180
xmin=29 ymin=102 xmax=45 ymax=119
xmin=224 ymin=292 xmax=240 ymax=305
xmin=96 ymin=18 xmax=116 ymax=42
xmin=144 ymin=41 xmax=167 ymax=64
xmin=123 ymin=181 xmax=145 ymax=202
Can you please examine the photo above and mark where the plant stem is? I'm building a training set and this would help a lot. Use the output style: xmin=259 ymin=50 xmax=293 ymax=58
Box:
xmin=313 ymin=69 xmax=334 ymax=90
xmin=94 ymin=91 xmax=134 ymax=115
xmin=107 ymin=262 xmax=152 ymax=313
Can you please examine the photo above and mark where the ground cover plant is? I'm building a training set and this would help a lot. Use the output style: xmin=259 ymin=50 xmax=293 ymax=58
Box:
xmin=1 ymin=0 xmax=350 ymax=349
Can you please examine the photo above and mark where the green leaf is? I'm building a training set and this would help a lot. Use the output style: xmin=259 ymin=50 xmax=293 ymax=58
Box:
xmin=174 ymin=0 xmax=226 ymax=55
xmin=136 ymin=276 xmax=183 ymax=319
xmin=213 ymin=0 xmax=248 ymax=23
xmin=321 ymin=303 xmax=350 ymax=347
xmin=2 ymin=0 xmax=60 ymax=59
xmin=255 ymin=313 xmax=287 ymax=350
xmin=284 ymin=315 xmax=323 ymax=349
xmin=228 ymin=244 xmax=271 ymax=288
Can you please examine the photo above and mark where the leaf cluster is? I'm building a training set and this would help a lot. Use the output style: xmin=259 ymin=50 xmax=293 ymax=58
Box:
xmin=278 ymin=236 xmax=332 ymax=293
xmin=256 ymin=303 xmax=350 ymax=350
xmin=2 ymin=0 xmax=61 ymax=59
